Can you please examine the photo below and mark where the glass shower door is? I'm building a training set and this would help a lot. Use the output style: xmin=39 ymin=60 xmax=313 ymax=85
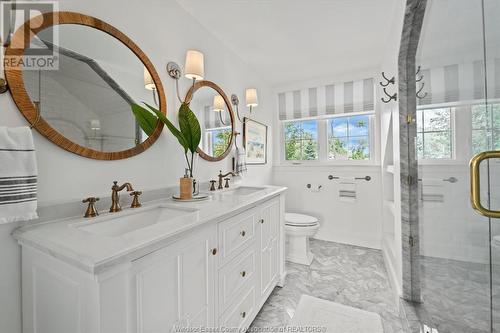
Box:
xmin=415 ymin=0 xmax=497 ymax=331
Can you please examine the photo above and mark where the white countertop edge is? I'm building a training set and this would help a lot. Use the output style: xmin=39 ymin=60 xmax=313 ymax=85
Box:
xmin=14 ymin=186 xmax=287 ymax=275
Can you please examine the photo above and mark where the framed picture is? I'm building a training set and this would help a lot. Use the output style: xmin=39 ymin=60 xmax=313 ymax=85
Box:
xmin=243 ymin=117 xmax=268 ymax=164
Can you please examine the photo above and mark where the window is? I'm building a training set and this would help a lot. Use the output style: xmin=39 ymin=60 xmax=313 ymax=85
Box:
xmin=416 ymin=108 xmax=453 ymax=159
xmin=471 ymin=104 xmax=500 ymax=154
xmin=328 ymin=115 xmax=370 ymax=160
xmin=206 ymin=127 xmax=232 ymax=158
xmin=284 ymin=120 xmax=318 ymax=160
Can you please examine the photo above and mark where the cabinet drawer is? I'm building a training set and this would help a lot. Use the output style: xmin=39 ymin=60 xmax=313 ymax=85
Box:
xmin=219 ymin=248 xmax=256 ymax=312
xmin=218 ymin=209 xmax=256 ymax=265
xmin=219 ymin=287 xmax=255 ymax=330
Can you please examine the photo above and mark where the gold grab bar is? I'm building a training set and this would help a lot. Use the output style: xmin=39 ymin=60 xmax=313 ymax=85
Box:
xmin=470 ymin=150 xmax=500 ymax=218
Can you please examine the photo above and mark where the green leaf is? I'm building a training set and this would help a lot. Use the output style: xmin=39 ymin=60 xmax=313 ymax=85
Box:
xmin=178 ymin=103 xmax=202 ymax=153
xmin=131 ymin=103 xmax=157 ymax=136
xmin=142 ymin=102 xmax=189 ymax=153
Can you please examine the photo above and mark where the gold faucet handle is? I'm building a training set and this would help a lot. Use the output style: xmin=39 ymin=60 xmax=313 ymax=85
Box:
xmin=224 ymin=178 xmax=230 ymax=188
xmin=82 ymin=197 xmax=99 ymax=218
xmin=82 ymin=197 xmax=99 ymax=203
xmin=130 ymin=191 xmax=142 ymax=208
xmin=210 ymin=180 xmax=217 ymax=191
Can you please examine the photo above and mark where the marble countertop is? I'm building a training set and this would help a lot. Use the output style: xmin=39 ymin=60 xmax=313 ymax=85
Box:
xmin=13 ymin=185 xmax=286 ymax=275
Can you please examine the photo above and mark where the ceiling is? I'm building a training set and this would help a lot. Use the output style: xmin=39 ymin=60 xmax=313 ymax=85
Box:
xmin=175 ymin=0 xmax=398 ymax=87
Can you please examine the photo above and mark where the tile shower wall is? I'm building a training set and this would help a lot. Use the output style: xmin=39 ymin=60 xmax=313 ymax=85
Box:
xmin=0 ymin=1 xmax=274 ymax=332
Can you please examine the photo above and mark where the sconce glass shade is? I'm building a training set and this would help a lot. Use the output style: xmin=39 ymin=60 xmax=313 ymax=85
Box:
xmin=144 ymin=67 xmax=156 ymax=90
xmin=213 ymin=95 xmax=225 ymax=112
xmin=90 ymin=119 xmax=101 ymax=130
xmin=245 ymin=88 xmax=258 ymax=107
xmin=184 ymin=50 xmax=204 ymax=80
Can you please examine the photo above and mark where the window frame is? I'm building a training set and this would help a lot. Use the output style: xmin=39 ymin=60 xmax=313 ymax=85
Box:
xmin=415 ymin=106 xmax=457 ymax=164
xmin=279 ymin=112 xmax=376 ymax=166
xmin=281 ymin=118 xmax=320 ymax=163
xmin=204 ymin=126 xmax=232 ymax=158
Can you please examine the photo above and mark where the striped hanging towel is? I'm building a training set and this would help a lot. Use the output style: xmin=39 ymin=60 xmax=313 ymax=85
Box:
xmin=235 ymin=146 xmax=247 ymax=174
xmin=0 ymin=127 xmax=38 ymax=224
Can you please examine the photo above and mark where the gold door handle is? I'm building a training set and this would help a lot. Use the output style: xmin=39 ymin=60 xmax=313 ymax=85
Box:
xmin=470 ymin=151 xmax=500 ymax=218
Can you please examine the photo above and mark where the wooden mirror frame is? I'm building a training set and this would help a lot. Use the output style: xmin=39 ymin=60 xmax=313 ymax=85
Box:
xmin=4 ymin=11 xmax=166 ymax=160
xmin=185 ymin=80 xmax=235 ymax=162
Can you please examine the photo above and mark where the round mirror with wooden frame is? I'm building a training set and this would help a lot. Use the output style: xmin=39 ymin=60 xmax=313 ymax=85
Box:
xmin=4 ymin=11 xmax=166 ymax=160
xmin=185 ymin=81 xmax=235 ymax=162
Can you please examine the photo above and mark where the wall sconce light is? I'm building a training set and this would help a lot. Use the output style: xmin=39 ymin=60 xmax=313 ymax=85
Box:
xmin=166 ymin=49 xmax=205 ymax=103
xmin=213 ymin=94 xmax=226 ymax=125
xmin=231 ymin=88 xmax=258 ymax=122
xmin=143 ymin=67 xmax=158 ymax=106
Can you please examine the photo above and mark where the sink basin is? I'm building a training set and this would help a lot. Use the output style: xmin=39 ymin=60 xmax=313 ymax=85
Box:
xmin=222 ymin=186 xmax=266 ymax=196
xmin=74 ymin=204 xmax=198 ymax=237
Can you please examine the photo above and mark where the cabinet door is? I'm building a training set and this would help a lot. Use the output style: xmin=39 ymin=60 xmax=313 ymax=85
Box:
xmin=259 ymin=199 xmax=280 ymax=298
xmin=132 ymin=225 xmax=217 ymax=333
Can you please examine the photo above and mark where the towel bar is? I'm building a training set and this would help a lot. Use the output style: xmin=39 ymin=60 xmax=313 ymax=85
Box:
xmin=328 ymin=175 xmax=371 ymax=181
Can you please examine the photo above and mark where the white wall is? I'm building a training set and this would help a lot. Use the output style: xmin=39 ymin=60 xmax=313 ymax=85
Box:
xmin=270 ymin=67 xmax=384 ymax=250
xmin=273 ymin=165 xmax=382 ymax=249
xmin=0 ymin=1 xmax=274 ymax=332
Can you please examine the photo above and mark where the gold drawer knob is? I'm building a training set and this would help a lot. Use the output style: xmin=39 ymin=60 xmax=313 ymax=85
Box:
xmin=240 ymin=311 xmax=246 ymax=318
xmin=211 ymin=248 xmax=217 ymax=255
xmin=241 ymin=271 xmax=246 ymax=277
xmin=260 ymin=219 xmax=264 ymax=224
xmin=240 ymin=230 xmax=246 ymax=237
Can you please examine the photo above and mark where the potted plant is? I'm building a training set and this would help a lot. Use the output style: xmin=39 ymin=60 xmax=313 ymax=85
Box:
xmin=132 ymin=102 xmax=201 ymax=199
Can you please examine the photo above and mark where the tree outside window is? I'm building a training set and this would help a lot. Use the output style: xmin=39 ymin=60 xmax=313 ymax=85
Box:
xmin=471 ymin=104 xmax=500 ymax=155
xmin=328 ymin=115 xmax=370 ymax=160
xmin=284 ymin=120 xmax=318 ymax=160
xmin=207 ymin=127 xmax=232 ymax=157
xmin=416 ymin=108 xmax=453 ymax=159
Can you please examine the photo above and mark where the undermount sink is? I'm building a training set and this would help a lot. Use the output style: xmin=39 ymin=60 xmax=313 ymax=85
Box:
xmin=222 ymin=186 xmax=266 ymax=196
xmin=74 ymin=204 xmax=198 ymax=237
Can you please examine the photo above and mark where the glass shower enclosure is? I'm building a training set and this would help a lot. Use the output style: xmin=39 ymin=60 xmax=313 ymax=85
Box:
xmin=409 ymin=0 xmax=500 ymax=331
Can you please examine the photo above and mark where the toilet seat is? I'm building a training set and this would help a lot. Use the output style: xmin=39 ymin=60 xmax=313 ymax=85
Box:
xmin=285 ymin=213 xmax=319 ymax=227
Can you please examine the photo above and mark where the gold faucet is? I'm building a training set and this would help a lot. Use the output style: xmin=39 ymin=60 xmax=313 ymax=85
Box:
xmin=110 ymin=181 xmax=134 ymax=212
xmin=218 ymin=171 xmax=236 ymax=190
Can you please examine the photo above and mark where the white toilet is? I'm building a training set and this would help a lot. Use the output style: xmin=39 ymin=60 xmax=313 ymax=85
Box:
xmin=285 ymin=213 xmax=320 ymax=265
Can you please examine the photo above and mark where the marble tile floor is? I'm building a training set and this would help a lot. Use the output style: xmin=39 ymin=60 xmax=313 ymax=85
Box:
xmin=249 ymin=239 xmax=406 ymax=332
xmin=402 ymin=256 xmax=500 ymax=333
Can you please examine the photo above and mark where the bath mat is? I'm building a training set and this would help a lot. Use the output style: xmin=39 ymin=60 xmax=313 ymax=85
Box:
xmin=289 ymin=295 xmax=384 ymax=333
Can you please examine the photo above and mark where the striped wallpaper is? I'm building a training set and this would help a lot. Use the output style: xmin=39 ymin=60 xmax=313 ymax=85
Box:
xmin=278 ymin=78 xmax=375 ymax=121
xmin=203 ymin=106 xmax=231 ymax=129
xmin=418 ymin=59 xmax=500 ymax=106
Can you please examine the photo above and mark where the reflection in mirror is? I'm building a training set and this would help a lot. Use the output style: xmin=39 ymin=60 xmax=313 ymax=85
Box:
xmin=189 ymin=85 xmax=233 ymax=159
xmin=22 ymin=24 xmax=159 ymax=152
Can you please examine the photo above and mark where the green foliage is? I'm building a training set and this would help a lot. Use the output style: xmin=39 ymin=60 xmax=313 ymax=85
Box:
xmin=284 ymin=122 xmax=318 ymax=160
xmin=131 ymin=102 xmax=201 ymax=176
xmin=416 ymin=109 xmax=452 ymax=159
xmin=178 ymin=103 xmax=201 ymax=153
xmin=213 ymin=129 xmax=232 ymax=157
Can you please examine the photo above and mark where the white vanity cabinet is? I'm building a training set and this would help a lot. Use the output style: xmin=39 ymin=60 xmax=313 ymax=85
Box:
xmin=131 ymin=223 xmax=217 ymax=333
xmin=18 ymin=193 xmax=285 ymax=333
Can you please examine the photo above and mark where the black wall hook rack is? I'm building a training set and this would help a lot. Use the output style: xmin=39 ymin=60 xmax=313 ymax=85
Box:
xmin=415 ymin=66 xmax=427 ymax=99
xmin=379 ymin=72 xmax=397 ymax=103
xmin=416 ymin=82 xmax=427 ymax=99
xmin=379 ymin=72 xmax=395 ymax=87
xmin=381 ymin=87 xmax=397 ymax=103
